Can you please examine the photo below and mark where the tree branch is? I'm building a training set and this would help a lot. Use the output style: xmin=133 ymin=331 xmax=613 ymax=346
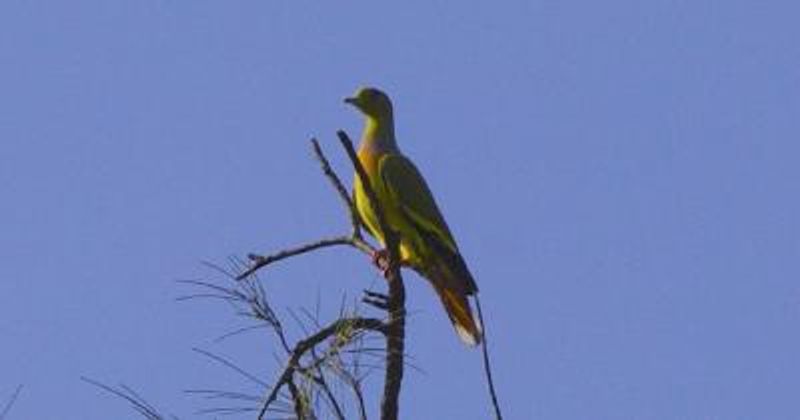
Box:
xmin=311 ymin=138 xmax=363 ymax=239
xmin=286 ymin=378 xmax=310 ymax=419
xmin=337 ymin=130 xmax=406 ymax=420
xmin=0 ymin=384 xmax=23 ymax=420
xmin=81 ymin=377 xmax=170 ymax=420
xmin=238 ymin=133 xmax=407 ymax=420
xmin=236 ymin=138 xmax=379 ymax=282
xmin=237 ymin=235 xmax=374 ymax=281
xmin=476 ymin=296 xmax=504 ymax=420
xmin=257 ymin=317 xmax=386 ymax=419
xmin=308 ymin=369 xmax=346 ymax=420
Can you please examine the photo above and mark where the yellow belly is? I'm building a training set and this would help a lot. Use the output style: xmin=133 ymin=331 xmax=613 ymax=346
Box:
xmin=354 ymin=151 xmax=421 ymax=266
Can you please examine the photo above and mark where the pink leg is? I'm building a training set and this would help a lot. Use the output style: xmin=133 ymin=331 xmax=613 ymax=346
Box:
xmin=371 ymin=249 xmax=410 ymax=277
xmin=371 ymin=249 xmax=391 ymax=274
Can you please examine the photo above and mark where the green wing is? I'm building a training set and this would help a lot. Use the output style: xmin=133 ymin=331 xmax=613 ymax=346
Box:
xmin=379 ymin=153 xmax=479 ymax=296
xmin=378 ymin=154 xmax=458 ymax=254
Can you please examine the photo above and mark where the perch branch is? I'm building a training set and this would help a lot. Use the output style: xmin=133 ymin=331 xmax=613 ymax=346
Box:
xmin=237 ymin=236 xmax=374 ymax=280
xmin=240 ymin=133 xmax=407 ymax=420
xmin=236 ymin=139 xmax=379 ymax=282
xmin=311 ymin=138 xmax=363 ymax=239
xmin=337 ymin=130 xmax=406 ymax=420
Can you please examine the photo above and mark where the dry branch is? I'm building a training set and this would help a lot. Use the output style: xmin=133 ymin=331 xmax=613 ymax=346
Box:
xmin=0 ymin=385 xmax=23 ymax=420
xmin=257 ymin=317 xmax=386 ymax=419
xmin=236 ymin=133 xmax=406 ymax=420
xmin=336 ymin=130 xmax=406 ymax=420
xmin=476 ymin=297 xmax=504 ymax=420
xmin=237 ymin=236 xmax=373 ymax=280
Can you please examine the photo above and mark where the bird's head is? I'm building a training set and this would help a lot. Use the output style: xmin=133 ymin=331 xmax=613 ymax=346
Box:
xmin=344 ymin=87 xmax=393 ymax=120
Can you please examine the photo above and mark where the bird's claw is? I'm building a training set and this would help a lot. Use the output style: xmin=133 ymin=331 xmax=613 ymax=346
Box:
xmin=371 ymin=249 xmax=391 ymax=274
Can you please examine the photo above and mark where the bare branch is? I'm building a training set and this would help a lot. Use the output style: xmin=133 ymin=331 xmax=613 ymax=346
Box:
xmin=81 ymin=377 xmax=171 ymax=420
xmin=0 ymin=384 xmax=23 ymax=420
xmin=308 ymin=370 xmax=345 ymax=420
xmin=329 ymin=345 xmax=369 ymax=420
xmin=192 ymin=348 xmax=270 ymax=390
xmin=258 ymin=317 xmax=386 ymax=419
xmin=286 ymin=378 xmax=311 ymax=419
xmin=179 ymin=273 xmax=293 ymax=354
xmin=476 ymin=296 xmax=504 ymax=420
xmin=236 ymin=138 xmax=380 ymax=283
xmin=237 ymin=236 xmax=374 ymax=281
xmin=337 ymin=130 xmax=406 ymax=420
xmin=311 ymin=138 xmax=363 ymax=239
xmin=230 ymin=134 xmax=408 ymax=420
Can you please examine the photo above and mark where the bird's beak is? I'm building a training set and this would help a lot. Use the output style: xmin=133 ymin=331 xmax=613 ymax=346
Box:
xmin=343 ymin=96 xmax=357 ymax=106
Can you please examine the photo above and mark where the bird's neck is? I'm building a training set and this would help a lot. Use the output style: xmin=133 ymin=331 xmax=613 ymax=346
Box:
xmin=359 ymin=114 xmax=397 ymax=155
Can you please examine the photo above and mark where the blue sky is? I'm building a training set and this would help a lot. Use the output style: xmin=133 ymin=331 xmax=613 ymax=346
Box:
xmin=1 ymin=1 xmax=799 ymax=419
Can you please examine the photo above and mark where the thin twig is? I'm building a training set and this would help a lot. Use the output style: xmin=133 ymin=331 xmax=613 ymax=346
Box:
xmin=0 ymin=385 xmax=23 ymax=420
xmin=235 ymin=134 xmax=408 ymax=419
xmin=237 ymin=139 xmax=379 ymax=282
xmin=237 ymin=236 xmax=374 ymax=281
xmin=340 ymin=368 xmax=368 ymax=420
xmin=308 ymin=370 xmax=345 ymax=420
xmin=179 ymin=275 xmax=293 ymax=354
xmin=337 ymin=130 xmax=406 ymax=420
xmin=476 ymin=296 xmax=504 ymax=420
xmin=257 ymin=317 xmax=386 ymax=420
xmin=327 ymin=327 xmax=370 ymax=420
xmin=314 ymin=376 xmax=344 ymax=420
xmin=286 ymin=378 xmax=309 ymax=419
xmin=81 ymin=377 xmax=169 ymax=420
xmin=311 ymin=138 xmax=363 ymax=239
xmin=192 ymin=348 xmax=270 ymax=389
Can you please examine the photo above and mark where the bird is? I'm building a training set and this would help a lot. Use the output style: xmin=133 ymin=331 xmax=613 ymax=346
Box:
xmin=344 ymin=86 xmax=482 ymax=346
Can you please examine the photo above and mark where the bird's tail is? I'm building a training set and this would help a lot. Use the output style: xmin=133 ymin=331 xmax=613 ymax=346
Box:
xmin=434 ymin=284 xmax=482 ymax=346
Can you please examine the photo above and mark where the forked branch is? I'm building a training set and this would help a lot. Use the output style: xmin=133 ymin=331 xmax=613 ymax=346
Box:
xmin=337 ymin=130 xmax=406 ymax=420
xmin=239 ymin=132 xmax=406 ymax=420
xmin=257 ymin=317 xmax=386 ymax=419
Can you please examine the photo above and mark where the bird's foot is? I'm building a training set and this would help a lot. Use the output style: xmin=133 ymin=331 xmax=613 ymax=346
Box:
xmin=371 ymin=249 xmax=391 ymax=275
